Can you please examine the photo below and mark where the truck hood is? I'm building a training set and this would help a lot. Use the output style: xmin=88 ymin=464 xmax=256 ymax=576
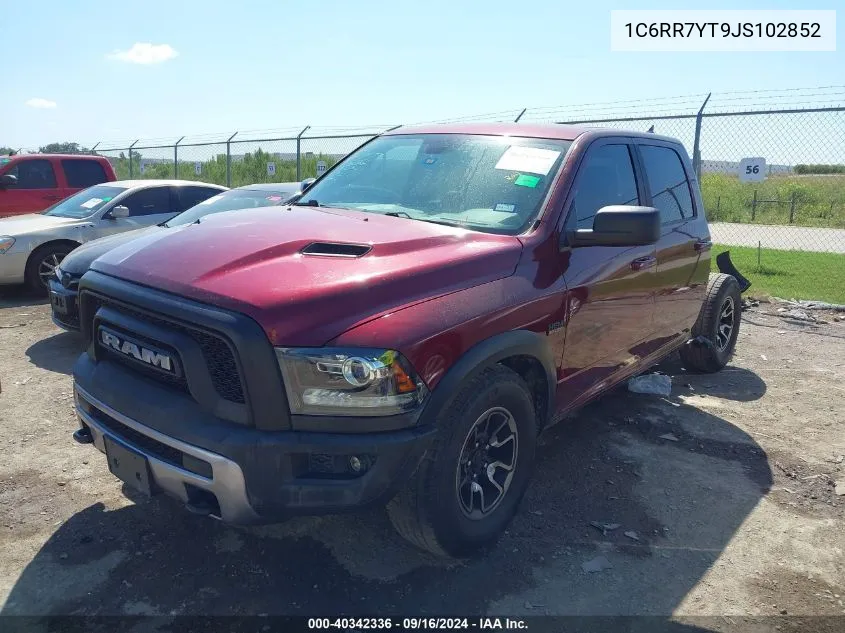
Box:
xmin=60 ymin=226 xmax=162 ymax=276
xmin=91 ymin=206 xmax=523 ymax=346
xmin=0 ymin=213 xmax=85 ymax=236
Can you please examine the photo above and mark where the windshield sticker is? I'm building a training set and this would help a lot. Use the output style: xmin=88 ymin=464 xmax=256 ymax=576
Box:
xmin=266 ymin=195 xmax=283 ymax=202
xmin=101 ymin=197 xmax=113 ymax=202
xmin=494 ymin=203 xmax=516 ymax=213
xmin=79 ymin=198 xmax=103 ymax=209
xmin=514 ymin=174 xmax=541 ymax=188
xmin=495 ymin=146 xmax=560 ymax=175
xmin=0 ymin=158 xmax=10 ymax=165
xmin=423 ymin=157 xmax=437 ymax=165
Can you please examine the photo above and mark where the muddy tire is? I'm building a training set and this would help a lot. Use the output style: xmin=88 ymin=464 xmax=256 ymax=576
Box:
xmin=25 ymin=243 xmax=72 ymax=295
xmin=680 ymin=273 xmax=742 ymax=373
xmin=387 ymin=365 xmax=537 ymax=558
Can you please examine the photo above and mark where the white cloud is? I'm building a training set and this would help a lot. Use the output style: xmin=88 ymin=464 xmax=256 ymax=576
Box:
xmin=108 ymin=43 xmax=178 ymax=65
xmin=25 ymin=98 xmax=57 ymax=109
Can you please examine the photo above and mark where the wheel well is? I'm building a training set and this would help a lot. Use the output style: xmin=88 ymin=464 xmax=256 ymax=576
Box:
xmin=26 ymin=239 xmax=81 ymax=268
xmin=498 ymin=355 xmax=549 ymax=431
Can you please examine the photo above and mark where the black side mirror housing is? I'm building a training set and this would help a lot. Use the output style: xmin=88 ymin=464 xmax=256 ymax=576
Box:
xmin=567 ymin=205 xmax=660 ymax=248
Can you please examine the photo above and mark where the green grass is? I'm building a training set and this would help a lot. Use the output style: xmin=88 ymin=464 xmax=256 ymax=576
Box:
xmin=712 ymin=244 xmax=845 ymax=304
xmin=702 ymin=172 xmax=845 ymax=228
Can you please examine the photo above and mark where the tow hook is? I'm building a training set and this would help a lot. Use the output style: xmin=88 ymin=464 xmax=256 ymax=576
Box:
xmin=72 ymin=427 xmax=94 ymax=444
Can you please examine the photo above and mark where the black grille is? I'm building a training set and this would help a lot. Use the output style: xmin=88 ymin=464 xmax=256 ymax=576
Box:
xmin=85 ymin=293 xmax=245 ymax=404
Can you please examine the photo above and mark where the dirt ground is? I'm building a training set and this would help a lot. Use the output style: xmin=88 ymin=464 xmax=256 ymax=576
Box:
xmin=0 ymin=288 xmax=843 ymax=631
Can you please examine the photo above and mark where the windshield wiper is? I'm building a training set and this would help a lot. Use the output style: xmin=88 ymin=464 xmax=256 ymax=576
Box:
xmin=293 ymin=199 xmax=321 ymax=207
xmin=384 ymin=211 xmax=412 ymax=218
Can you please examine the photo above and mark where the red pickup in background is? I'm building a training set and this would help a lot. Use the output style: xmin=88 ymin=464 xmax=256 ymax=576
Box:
xmin=0 ymin=154 xmax=117 ymax=217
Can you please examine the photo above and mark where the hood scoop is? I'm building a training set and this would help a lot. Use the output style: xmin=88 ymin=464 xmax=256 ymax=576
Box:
xmin=301 ymin=242 xmax=372 ymax=258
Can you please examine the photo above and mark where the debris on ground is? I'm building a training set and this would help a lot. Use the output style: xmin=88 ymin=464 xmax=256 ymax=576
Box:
xmin=835 ymin=481 xmax=845 ymax=497
xmin=771 ymin=298 xmax=845 ymax=313
xmin=624 ymin=531 xmax=640 ymax=541
xmin=659 ymin=433 xmax=680 ymax=442
xmin=590 ymin=521 xmax=621 ymax=536
xmin=627 ymin=373 xmax=671 ymax=396
xmin=760 ymin=354 xmax=768 ymax=361
xmin=581 ymin=556 xmax=613 ymax=573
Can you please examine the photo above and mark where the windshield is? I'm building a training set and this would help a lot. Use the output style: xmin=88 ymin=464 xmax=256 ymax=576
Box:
xmin=165 ymin=187 xmax=299 ymax=227
xmin=298 ymin=134 xmax=572 ymax=234
xmin=43 ymin=185 xmax=128 ymax=219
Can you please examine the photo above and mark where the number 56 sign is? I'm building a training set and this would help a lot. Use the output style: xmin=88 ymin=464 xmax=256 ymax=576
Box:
xmin=738 ymin=157 xmax=766 ymax=183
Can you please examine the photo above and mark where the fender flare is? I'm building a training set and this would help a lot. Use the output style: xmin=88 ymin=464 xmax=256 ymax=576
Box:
xmin=422 ymin=330 xmax=557 ymax=425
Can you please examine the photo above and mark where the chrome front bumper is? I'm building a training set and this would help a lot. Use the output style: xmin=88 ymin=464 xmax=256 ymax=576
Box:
xmin=74 ymin=384 xmax=260 ymax=523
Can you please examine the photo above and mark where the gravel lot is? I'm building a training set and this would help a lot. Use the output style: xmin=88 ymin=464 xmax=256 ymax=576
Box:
xmin=0 ymin=289 xmax=843 ymax=630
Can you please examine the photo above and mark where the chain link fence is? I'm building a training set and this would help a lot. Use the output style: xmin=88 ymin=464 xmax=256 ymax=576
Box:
xmin=67 ymin=98 xmax=845 ymax=259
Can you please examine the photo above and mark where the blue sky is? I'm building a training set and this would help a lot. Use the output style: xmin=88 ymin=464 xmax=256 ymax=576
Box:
xmin=2 ymin=0 xmax=842 ymax=149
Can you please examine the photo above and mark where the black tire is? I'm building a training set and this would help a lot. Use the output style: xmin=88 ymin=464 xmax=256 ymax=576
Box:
xmin=680 ymin=273 xmax=742 ymax=373
xmin=25 ymin=243 xmax=72 ymax=294
xmin=387 ymin=364 xmax=537 ymax=558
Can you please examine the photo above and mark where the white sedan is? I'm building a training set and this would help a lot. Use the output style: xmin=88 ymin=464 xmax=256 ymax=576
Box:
xmin=0 ymin=179 xmax=226 ymax=292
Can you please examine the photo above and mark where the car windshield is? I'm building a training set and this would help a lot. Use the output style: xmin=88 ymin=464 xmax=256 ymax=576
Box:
xmin=297 ymin=134 xmax=572 ymax=235
xmin=164 ymin=187 xmax=299 ymax=227
xmin=43 ymin=185 xmax=128 ymax=219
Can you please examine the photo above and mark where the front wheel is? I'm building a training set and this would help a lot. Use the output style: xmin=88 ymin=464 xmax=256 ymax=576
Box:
xmin=680 ymin=273 xmax=742 ymax=373
xmin=387 ymin=365 xmax=537 ymax=558
xmin=25 ymin=243 xmax=72 ymax=294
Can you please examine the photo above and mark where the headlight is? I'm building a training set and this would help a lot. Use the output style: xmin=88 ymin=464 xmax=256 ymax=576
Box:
xmin=275 ymin=347 xmax=428 ymax=417
xmin=0 ymin=236 xmax=15 ymax=253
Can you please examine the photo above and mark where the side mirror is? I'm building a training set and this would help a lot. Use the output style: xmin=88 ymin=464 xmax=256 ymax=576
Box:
xmin=567 ymin=206 xmax=660 ymax=248
xmin=0 ymin=174 xmax=17 ymax=188
xmin=301 ymin=177 xmax=317 ymax=192
xmin=108 ymin=205 xmax=130 ymax=219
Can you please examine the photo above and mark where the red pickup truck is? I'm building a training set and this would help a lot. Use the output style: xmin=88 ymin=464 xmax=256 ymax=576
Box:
xmin=0 ymin=154 xmax=117 ymax=217
xmin=71 ymin=123 xmax=745 ymax=557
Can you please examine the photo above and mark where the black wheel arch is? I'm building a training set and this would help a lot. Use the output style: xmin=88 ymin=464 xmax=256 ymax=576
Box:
xmin=422 ymin=330 xmax=556 ymax=430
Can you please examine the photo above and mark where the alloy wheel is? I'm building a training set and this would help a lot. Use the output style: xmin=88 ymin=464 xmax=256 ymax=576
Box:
xmin=455 ymin=406 xmax=519 ymax=520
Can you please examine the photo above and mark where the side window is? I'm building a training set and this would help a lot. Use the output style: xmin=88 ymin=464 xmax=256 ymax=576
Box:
xmin=8 ymin=159 xmax=58 ymax=189
xmin=570 ymin=144 xmax=639 ymax=230
xmin=639 ymin=145 xmax=694 ymax=223
xmin=177 ymin=186 xmax=222 ymax=212
xmin=61 ymin=159 xmax=108 ymax=188
xmin=119 ymin=187 xmax=173 ymax=217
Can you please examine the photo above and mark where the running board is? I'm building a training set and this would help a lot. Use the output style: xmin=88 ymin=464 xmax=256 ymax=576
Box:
xmin=716 ymin=251 xmax=752 ymax=294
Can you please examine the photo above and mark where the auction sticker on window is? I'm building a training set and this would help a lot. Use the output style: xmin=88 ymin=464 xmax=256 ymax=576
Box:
xmin=80 ymin=198 xmax=103 ymax=209
xmin=496 ymin=146 xmax=560 ymax=175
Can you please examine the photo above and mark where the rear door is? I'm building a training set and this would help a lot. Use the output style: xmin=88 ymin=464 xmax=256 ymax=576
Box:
xmin=0 ymin=157 xmax=63 ymax=216
xmin=93 ymin=186 xmax=179 ymax=238
xmin=634 ymin=142 xmax=709 ymax=342
xmin=61 ymin=158 xmax=111 ymax=196
xmin=558 ymin=139 xmax=658 ymax=407
xmin=174 ymin=185 xmax=225 ymax=214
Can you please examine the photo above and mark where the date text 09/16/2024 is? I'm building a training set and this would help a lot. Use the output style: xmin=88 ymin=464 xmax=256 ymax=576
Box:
xmin=307 ymin=618 xmax=528 ymax=630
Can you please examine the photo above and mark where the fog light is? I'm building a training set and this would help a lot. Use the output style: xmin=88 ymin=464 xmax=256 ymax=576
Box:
xmin=348 ymin=456 xmax=362 ymax=472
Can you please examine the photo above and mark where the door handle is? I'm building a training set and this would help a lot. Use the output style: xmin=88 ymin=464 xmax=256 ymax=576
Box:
xmin=631 ymin=256 xmax=657 ymax=271
xmin=694 ymin=239 xmax=712 ymax=252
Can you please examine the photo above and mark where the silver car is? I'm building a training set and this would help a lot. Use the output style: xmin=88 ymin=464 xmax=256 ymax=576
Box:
xmin=0 ymin=179 xmax=226 ymax=292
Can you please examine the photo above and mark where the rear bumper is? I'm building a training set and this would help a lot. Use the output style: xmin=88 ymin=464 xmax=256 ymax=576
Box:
xmin=73 ymin=357 xmax=436 ymax=523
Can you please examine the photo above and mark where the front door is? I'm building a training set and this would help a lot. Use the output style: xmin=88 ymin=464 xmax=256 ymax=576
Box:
xmin=94 ymin=186 xmax=178 ymax=238
xmin=558 ymin=140 xmax=657 ymax=408
xmin=635 ymin=142 xmax=709 ymax=342
xmin=0 ymin=158 xmax=63 ymax=217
